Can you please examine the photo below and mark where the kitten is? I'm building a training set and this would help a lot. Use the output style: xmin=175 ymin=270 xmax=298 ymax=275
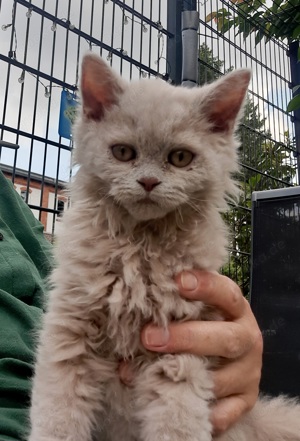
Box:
xmin=29 ymin=54 xmax=300 ymax=441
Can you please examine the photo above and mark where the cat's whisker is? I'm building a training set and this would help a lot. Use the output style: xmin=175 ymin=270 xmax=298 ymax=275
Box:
xmin=189 ymin=196 xmax=210 ymax=204
xmin=185 ymin=202 xmax=212 ymax=224
xmin=185 ymin=200 xmax=203 ymax=215
xmin=174 ymin=207 xmax=184 ymax=227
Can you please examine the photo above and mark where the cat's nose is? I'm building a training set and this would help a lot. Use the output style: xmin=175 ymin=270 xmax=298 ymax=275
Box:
xmin=137 ymin=177 xmax=161 ymax=192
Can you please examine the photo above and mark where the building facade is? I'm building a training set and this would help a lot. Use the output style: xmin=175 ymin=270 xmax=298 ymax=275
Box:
xmin=1 ymin=164 xmax=66 ymax=238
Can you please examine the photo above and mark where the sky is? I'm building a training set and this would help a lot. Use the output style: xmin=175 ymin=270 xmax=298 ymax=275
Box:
xmin=0 ymin=0 xmax=295 ymax=182
xmin=0 ymin=0 xmax=168 ymax=181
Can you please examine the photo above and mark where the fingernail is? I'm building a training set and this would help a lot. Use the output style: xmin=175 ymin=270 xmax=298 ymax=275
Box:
xmin=144 ymin=326 xmax=169 ymax=347
xmin=181 ymin=271 xmax=198 ymax=291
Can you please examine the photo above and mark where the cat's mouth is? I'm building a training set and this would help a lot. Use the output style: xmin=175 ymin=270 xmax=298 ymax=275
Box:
xmin=125 ymin=197 xmax=168 ymax=220
xmin=138 ymin=198 xmax=157 ymax=205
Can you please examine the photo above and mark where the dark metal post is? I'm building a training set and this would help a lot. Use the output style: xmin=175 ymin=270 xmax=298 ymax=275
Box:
xmin=289 ymin=41 xmax=300 ymax=182
xmin=183 ymin=0 xmax=197 ymax=10
xmin=166 ymin=0 xmax=182 ymax=85
xmin=181 ymin=2 xmax=199 ymax=88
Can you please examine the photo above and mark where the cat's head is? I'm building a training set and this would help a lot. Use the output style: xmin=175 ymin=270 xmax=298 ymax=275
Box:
xmin=74 ymin=53 xmax=250 ymax=222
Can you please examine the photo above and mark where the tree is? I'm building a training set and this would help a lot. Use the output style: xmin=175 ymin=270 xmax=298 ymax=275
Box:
xmin=198 ymin=44 xmax=296 ymax=295
xmin=206 ymin=0 xmax=300 ymax=112
xmin=198 ymin=43 xmax=224 ymax=84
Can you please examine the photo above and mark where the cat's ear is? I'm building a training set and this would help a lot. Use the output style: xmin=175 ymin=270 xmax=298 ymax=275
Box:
xmin=80 ymin=53 xmax=125 ymax=120
xmin=202 ymin=69 xmax=251 ymax=133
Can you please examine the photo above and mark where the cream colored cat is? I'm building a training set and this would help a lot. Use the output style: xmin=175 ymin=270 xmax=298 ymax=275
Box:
xmin=29 ymin=54 xmax=300 ymax=441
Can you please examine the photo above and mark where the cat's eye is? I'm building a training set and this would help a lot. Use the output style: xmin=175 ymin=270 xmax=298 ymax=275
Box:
xmin=168 ymin=150 xmax=194 ymax=168
xmin=111 ymin=145 xmax=137 ymax=162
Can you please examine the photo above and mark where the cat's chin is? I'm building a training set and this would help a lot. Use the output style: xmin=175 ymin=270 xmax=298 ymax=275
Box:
xmin=124 ymin=202 xmax=171 ymax=222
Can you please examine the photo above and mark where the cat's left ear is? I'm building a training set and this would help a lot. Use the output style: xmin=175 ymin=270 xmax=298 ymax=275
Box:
xmin=80 ymin=53 xmax=125 ymax=120
xmin=202 ymin=69 xmax=251 ymax=134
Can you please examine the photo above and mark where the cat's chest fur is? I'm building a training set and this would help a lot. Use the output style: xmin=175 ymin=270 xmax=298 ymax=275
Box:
xmin=55 ymin=202 xmax=227 ymax=360
xmin=102 ymin=237 xmax=204 ymax=358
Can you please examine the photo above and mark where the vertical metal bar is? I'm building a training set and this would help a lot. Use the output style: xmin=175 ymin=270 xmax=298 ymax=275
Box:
xmin=148 ymin=0 xmax=153 ymax=77
xmin=26 ymin=0 xmax=46 ymax=211
xmin=39 ymin=0 xmax=59 ymax=224
xmin=89 ymin=0 xmax=95 ymax=50
xmin=100 ymin=0 xmax=105 ymax=57
xmin=120 ymin=0 xmax=125 ymax=75
xmin=129 ymin=0 xmax=134 ymax=78
xmin=75 ymin=0 xmax=83 ymax=86
xmin=166 ymin=0 xmax=182 ymax=85
xmin=157 ymin=0 xmax=162 ymax=74
xmin=289 ymin=41 xmax=300 ymax=182
xmin=139 ymin=0 xmax=144 ymax=76
xmin=15 ymin=2 xmax=31 ymax=169
xmin=110 ymin=0 xmax=116 ymax=65
xmin=51 ymin=0 xmax=72 ymax=232
xmin=0 ymin=0 xmax=17 ymax=159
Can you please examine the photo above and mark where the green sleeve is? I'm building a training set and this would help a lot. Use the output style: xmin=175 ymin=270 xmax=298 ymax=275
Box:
xmin=0 ymin=170 xmax=53 ymax=440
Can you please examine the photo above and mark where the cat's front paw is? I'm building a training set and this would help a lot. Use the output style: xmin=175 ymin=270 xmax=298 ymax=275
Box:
xmin=136 ymin=354 xmax=214 ymax=441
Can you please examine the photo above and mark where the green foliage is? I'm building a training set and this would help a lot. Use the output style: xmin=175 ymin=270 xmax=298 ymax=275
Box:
xmin=198 ymin=45 xmax=296 ymax=295
xmin=206 ymin=0 xmax=300 ymax=43
xmin=287 ymin=94 xmax=300 ymax=112
xmin=206 ymin=0 xmax=300 ymax=111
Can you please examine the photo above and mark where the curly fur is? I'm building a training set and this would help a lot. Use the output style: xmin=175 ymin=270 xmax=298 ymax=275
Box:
xmin=29 ymin=54 xmax=300 ymax=441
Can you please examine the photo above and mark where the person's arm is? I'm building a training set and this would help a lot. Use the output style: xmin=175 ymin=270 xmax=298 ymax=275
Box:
xmin=140 ymin=271 xmax=263 ymax=435
xmin=0 ymin=170 xmax=52 ymax=440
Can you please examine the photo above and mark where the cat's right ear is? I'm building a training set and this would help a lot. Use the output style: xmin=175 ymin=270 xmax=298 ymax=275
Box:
xmin=80 ymin=53 xmax=124 ymax=121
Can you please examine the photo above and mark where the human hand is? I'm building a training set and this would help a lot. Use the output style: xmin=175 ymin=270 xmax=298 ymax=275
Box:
xmin=139 ymin=271 xmax=263 ymax=435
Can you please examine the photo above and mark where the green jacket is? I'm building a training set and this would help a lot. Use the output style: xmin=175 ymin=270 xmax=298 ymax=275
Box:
xmin=0 ymin=170 xmax=52 ymax=440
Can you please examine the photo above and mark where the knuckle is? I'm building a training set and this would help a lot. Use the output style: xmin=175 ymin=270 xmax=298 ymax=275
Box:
xmin=238 ymin=398 xmax=251 ymax=417
xmin=227 ymin=279 xmax=242 ymax=307
xmin=252 ymin=386 xmax=260 ymax=404
xmin=244 ymin=389 xmax=259 ymax=412
xmin=213 ymin=375 xmax=227 ymax=398
xmin=254 ymin=329 xmax=264 ymax=354
xmin=252 ymin=365 xmax=262 ymax=386
xmin=214 ymin=412 xmax=231 ymax=434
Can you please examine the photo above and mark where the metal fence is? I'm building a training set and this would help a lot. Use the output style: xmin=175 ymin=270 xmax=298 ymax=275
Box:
xmin=194 ymin=0 xmax=299 ymax=294
xmin=0 ymin=0 xmax=168 ymax=236
xmin=0 ymin=0 xmax=298 ymax=293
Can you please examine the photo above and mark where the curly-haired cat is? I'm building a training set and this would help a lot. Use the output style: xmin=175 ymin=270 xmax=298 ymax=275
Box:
xmin=29 ymin=54 xmax=300 ymax=441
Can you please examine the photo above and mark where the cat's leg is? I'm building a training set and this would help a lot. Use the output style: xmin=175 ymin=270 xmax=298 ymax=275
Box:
xmin=107 ymin=415 xmax=138 ymax=441
xmin=103 ymin=381 xmax=139 ymax=441
xmin=215 ymin=395 xmax=300 ymax=441
xmin=29 ymin=309 xmax=116 ymax=441
xmin=134 ymin=354 xmax=214 ymax=441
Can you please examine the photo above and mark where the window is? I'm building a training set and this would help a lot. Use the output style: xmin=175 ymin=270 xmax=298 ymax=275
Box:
xmin=57 ymin=199 xmax=65 ymax=217
xmin=20 ymin=189 xmax=28 ymax=202
xmin=20 ymin=186 xmax=31 ymax=202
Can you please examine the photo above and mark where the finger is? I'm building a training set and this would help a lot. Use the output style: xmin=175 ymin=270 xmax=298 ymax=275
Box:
xmin=211 ymin=350 xmax=262 ymax=399
xmin=141 ymin=321 xmax=250 ymax=358
xmin=175 ymin=271 xmax=246 ymax=320
xmin=210 ymin=395 xmax=253 ymax=435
